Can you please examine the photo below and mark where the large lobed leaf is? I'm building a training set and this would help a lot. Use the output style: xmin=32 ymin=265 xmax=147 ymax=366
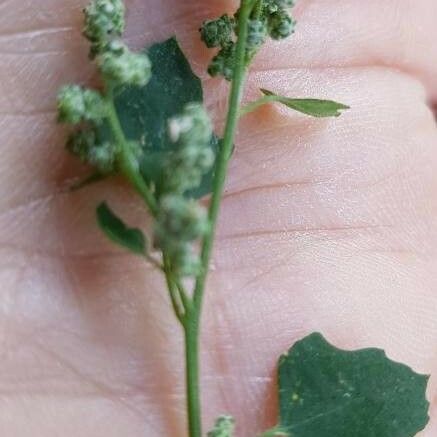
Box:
xmin=271 ymin=333 xmax=429 ymax=437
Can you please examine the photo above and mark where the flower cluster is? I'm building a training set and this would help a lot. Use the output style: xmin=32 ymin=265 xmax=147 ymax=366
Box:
xmin=83 ymin=0 xmax=125 ymax=58
xmin=200 ymin=0 xmax=296 ymax=80
xmin=57 ymin=85 xmax=106 ymax=124
xmin=67 ymin=130 xmax=116 ymax=174
xmin=165 ymin=103 xmax=215 ymax=193
xmin=155 ymin=195 xmax=209 ymax=276
xmin=83 ymin=0 xmax=152 ymax=87
xmin=98 ymin=40 xmax=152 ymax=87
xmin=57 ymin=0 xmax=152 ymax=173
xmin=207 ymin=416 xmax=236 ymax=437
xmin=154 ymin=103 xmax=214 ymax=275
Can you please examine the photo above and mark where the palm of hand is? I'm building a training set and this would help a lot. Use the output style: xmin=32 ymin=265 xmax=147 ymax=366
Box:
xmin=0 ymin=0 xmax=436 ymax=435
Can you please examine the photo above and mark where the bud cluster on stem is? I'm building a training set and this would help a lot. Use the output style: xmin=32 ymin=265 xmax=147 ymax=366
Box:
xmin=200 ymin=0 xmax=296 ymax=80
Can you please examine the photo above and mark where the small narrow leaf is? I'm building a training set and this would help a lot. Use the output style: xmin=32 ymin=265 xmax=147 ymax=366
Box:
xmin=272 ymin=333 xmax=429 ymax=437
xmin=96 ymin=202 xmax=147 ymax=255
xmin=261 ymin=89 xmax=349 ymax=117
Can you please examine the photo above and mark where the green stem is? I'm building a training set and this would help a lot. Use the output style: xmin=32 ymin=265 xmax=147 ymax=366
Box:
xmin=183 ymin=1 xmax=255 ymax=435
xmin=105 ymin=86 xmax=158 ymax=216
xmin=184 ymin=312 xmax=202 ymax=437
xmin=163 ymin=255 xmax=187 ymax=324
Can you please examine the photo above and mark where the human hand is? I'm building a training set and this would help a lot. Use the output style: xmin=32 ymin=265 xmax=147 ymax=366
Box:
xmin=0 ymin=0 xmax=436 ymax=435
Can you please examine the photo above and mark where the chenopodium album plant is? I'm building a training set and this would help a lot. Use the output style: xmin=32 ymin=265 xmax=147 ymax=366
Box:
xmin=57 ymin=0 xmax=430 ymax=436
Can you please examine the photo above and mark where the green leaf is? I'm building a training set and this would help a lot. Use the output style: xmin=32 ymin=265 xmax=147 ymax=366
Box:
xmin=98 ymin=37 xmax=219 ymax=198
xmin=273 ymin=333 xmax=429 ymax=437
xmin=96 ymin=202 xmax=147 ymax=255
xmin=260 ymin=89 xmax=349 ymax=117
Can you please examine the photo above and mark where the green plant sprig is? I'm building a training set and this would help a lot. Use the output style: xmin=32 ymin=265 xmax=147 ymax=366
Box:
xmin=56 ymin=1 xmax=430 ymax=436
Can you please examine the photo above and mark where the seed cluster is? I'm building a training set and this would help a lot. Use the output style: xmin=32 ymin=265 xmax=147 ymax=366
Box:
xmin=57 ymin=85 xmax=106 ymax=124
xmin=57 ymin=0 xmax=152 ymax=173
xmin=155 ymin=103 xmax=214 ymax=275
xmin=83 ymin=0 xmax=125 ymax=58
xmin=200 ymin=0 xmax=296 ymax=81
xmin=98 ymin=40 xmax=152 ymax=87
xmin=57 ymin=0 xmax=215 ymax=276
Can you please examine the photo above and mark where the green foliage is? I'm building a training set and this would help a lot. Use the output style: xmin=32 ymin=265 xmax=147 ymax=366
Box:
xmin=96 ymin=202 xmax=147 ymax=255
xmin=266 ymin=333 xmax=430 ymax=437
xmin=261 ymin=89 xmax=350 ymax=117
xmin=241 ymin=89 xmax=350 ymax=117
xmin=55 ymin=3 xmax=424 ymax=437
xmin=99 ymin=37 xmax=219 ymax=199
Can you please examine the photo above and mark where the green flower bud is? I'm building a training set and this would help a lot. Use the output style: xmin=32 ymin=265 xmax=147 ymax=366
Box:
xmin=67 ymin=129 xmax=116 ymax=173
xmin=263 ymin=0 xmax=280 ymax=14
xmin=267 ymin=9 xmax=296 ymax=40
xmin=157 ymin=195 xmax=209 ymax=243
xmin=168 ymin=103 xmax=213 ymax=147
xmin=88 ymin=142 xmax=116 ymax=173
xmin=98 ymin=41 xmax=152 ymax=87
xmin=154 ymin=195 xmax=209 ymax=276
xmin=170 ymin=244 xmax=202 ymax=277
xmin=207 ymin=43 xmax=236 ymax=81
xmin=57 ymin=85 xmax=106 ymax=124
xmin=67 ymin=129 xmax=96 ymax=160
xmin=165 ymin=103 xmax=215 ymax=193
xmin=247 ymin=19 xmax=267 ymax=50
xmin=165 ymin=146 xmax=215 ymax=194
xmin=83 ymin=0 xmax=125 ymax=57
xmin=200 ymin=15 xmax=235 ymax=48
xmin=208 ymin=416 xmax=235 ymax=437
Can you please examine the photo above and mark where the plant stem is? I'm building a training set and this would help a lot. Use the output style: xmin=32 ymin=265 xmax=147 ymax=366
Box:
xmin=105 ymin=86 xmax=158 ymax=216
xmin=163 ymin=256 xmax=187 ymax=324
xmin=184 ymin=312 xmax=202 ymax=437
xmin=183 ymin=1 xmax=255 ymax=435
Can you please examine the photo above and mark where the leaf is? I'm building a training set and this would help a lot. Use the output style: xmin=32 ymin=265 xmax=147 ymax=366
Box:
xmin=98 ymin=37 xmax=219 ymax=199
xmin=272 ymin=333 xmax=429 ymax=437
xmin=96 ymin=202 xmax=147 ymax=255
xmin=260 ymin=89 xmax=349 ymax=117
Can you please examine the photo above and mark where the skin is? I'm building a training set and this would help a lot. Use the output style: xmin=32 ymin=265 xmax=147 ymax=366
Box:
xmin=0 ymin=0 xmax=436 ymax=435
